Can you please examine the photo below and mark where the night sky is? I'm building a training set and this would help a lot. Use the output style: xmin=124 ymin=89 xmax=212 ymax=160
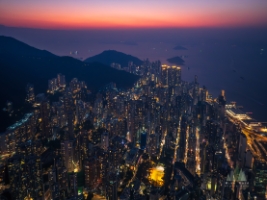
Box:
xmin=1 ymin=0 xmax=267 ymax=29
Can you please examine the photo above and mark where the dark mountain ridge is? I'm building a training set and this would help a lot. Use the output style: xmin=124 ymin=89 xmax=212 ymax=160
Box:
xmin=0 ymin=36 xmax=139 ymax=132
xmin=0 ymin=35 xmax=54 ymax=57
xmin=84 ymin=50 xmax=143 ymax=67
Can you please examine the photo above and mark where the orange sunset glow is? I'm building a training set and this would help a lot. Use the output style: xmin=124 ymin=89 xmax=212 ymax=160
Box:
xmin=1 ymin=0 xmax=267 ymax=29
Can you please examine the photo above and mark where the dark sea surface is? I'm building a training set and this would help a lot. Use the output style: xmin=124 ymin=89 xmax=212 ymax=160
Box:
xmin=1 ymin=26 xmax=267 ymax=121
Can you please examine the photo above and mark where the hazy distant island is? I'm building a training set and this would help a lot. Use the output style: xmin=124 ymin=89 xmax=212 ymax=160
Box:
xmin=84 ymin=50 xmax=143 ymax=67
xmin=101 ymin=41 xmax=138 ymax=46
xmin=173 ymin=45 xmax=187 ymax=50
xmin=167 ymin=56 xmax=185 ymax=65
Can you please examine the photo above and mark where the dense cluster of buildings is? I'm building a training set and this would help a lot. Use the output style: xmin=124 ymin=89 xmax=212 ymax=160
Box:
xmin=0 ymin=60 xmax=267 ymax=200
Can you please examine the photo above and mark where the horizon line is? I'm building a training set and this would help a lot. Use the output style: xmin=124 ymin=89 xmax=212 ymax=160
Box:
xmin=1 ymin=23 xmax=267 ymax=31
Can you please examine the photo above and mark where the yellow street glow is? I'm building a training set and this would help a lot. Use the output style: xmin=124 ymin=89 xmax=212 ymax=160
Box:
xmin=149 ymin=166 xmax=164 ymax=187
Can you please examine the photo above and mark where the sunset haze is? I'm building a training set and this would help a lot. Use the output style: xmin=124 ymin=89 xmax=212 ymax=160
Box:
xmin=1 ymin=0 xmax=267 ymax=29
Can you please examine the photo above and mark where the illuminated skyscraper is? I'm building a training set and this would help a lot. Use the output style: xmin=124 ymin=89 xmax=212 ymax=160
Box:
xmin=40 ymin=99 xmax=51 ymax=138
xmin=75 ymin=100 xmax=86 ymax=125
xmin=161 ymin=65 xmax=181 ymax=87
xmin=169 ymin=65 xmax=181 ymax=87
xmin=26 ymin=83 xmax=35 ymax=103
xmin=206 ymin=120 xmax=219 ymax=147
xmin=57 ymin=73 xmax=66 ymax=88
xmin=116 ymin=118 xmax=127 ymax=137
xmin=63 ymin=88 xmax=74 ymax=139
xmin=161 ymin=65 xmax=168 ymax=87
xmin=101 ymin=132 xmax=109 ymax=151
xmin=56 ymin=159 xmax=68 ymax=197
xmin=148 ymin=134 xmax=157 ymax=156
xmin=84 ymin=157 xmax=97 ymax=189
xmin=48 ymin=78 xmax=59 ymax=94
xmin=140 ymin=131 xmax=147 ymax=150
xmin=106 ymin=172 xmax=118 ymax=200
xmin=67 ymin=110 xmax=74 ymax=139
xmin=254 ymin=162 xmax=267 ymax=198
xmin=61 ymin=140 xmax=75 ymax=172
xmin=193 ymin=75 xmax=199 ymax=105
xmin=68 ymin=172 xmax=78 ymax=197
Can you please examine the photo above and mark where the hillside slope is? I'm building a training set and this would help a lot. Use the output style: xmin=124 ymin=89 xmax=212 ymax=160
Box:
xmin=0 ymin=36 xmax=139 ymax=131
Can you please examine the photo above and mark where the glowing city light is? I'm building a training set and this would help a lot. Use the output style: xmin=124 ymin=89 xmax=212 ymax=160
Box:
xmin=149 ymin=165 xmax=165 ymax=187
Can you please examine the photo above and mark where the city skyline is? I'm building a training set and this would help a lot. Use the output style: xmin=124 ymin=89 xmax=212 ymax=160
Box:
xmin=1 ymin=1 xmax=267 ymax=199
xmin=0 ymin=33 xmax=267 ymax=200
xmin=1 ymin=0 xmax=267 ymax=29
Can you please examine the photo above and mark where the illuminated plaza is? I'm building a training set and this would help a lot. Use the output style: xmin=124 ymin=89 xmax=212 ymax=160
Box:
xmin=149 ymin=165 xmax=165 ymax=187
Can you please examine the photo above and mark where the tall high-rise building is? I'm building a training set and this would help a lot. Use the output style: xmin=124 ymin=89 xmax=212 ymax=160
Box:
xmin=61 ymin=140 xmax=75 ymax=172
xmin=64 ymin=88 xmax=73 ymax=111
xmin=193 ymin=75 xmax=199 ymax=105
xmin=216 ymin=90 xmax=227 ymax=121
xmin=26 ymin=83 xmax=35 ymax=103
xmin=116 ymin=118 xmax=127 ymax=137
xmin=63 ymin=88 xmax=74 ymax=139
xmin=40 ymin=99 xmax=51 ymax=138
xmin=254 ymin=162 xmax=267 ymax=198
xmin=68 ymin=172 xmax=78 ymax=197
xmin=67 ymin=111 xmax=74 ymax=139
xmin=57 ymin=73 xmax=66 ymax=88
xmin=101 ymin=132 xmax=109 ymax=151
xmin=161 ymin=65 xmax=181 ymax=87
xmin=169 ymin=65 xmax=181 ymax=87
xmin=75 ymin=100 xmax=86 ymax=125
xmin=84 ymin=157 xmax=97 ymax=189
xmin=161 ymin=65 xmax=168 ymax=87
xmin=48 ymin=166 xmax=60 ymax=200
xmin=56 ymin=159 xmax=68 ymax=195
xmin=106 ymin=172 xmax=118 ymax=200
xmin=238 ymin=133 xmax=247 ymax=167
xmin=7 ymin=154 xmax=44 ymax=199
xmin=206 ymin=120 xmax=219 ymax=147
xmin=176 ymin=94 xmax=186 ymax=117
xmin=48 ymin=78 xmax=59 ymax=94
xmin=200 ymin=86 xmax=208 ymax=102
xmin=148 ymin=134 xmax=157 ymax=156
xmin=140 ymin=131 xmax=147 ymax=150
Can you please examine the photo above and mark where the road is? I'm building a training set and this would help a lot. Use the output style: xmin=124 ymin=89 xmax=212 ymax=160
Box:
xmin=127 ymin=153 xmax=143 ymax=187
xmin=223 ymin=136 xmax=234 ymax=168
xmin=226 ymin=114 xmax=267 ymax=164
xmin=184 ymin=125 xmax=189 ymax=164
xmin=195 ymin=127 xmax=201 ymax=175
xmin=256 ymin=140 xmax=267 ymax=156
xmin=173 ymin=117 xmax=181 ymax=164
xmin=158 ymin=129 xmax=168 ymax=160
